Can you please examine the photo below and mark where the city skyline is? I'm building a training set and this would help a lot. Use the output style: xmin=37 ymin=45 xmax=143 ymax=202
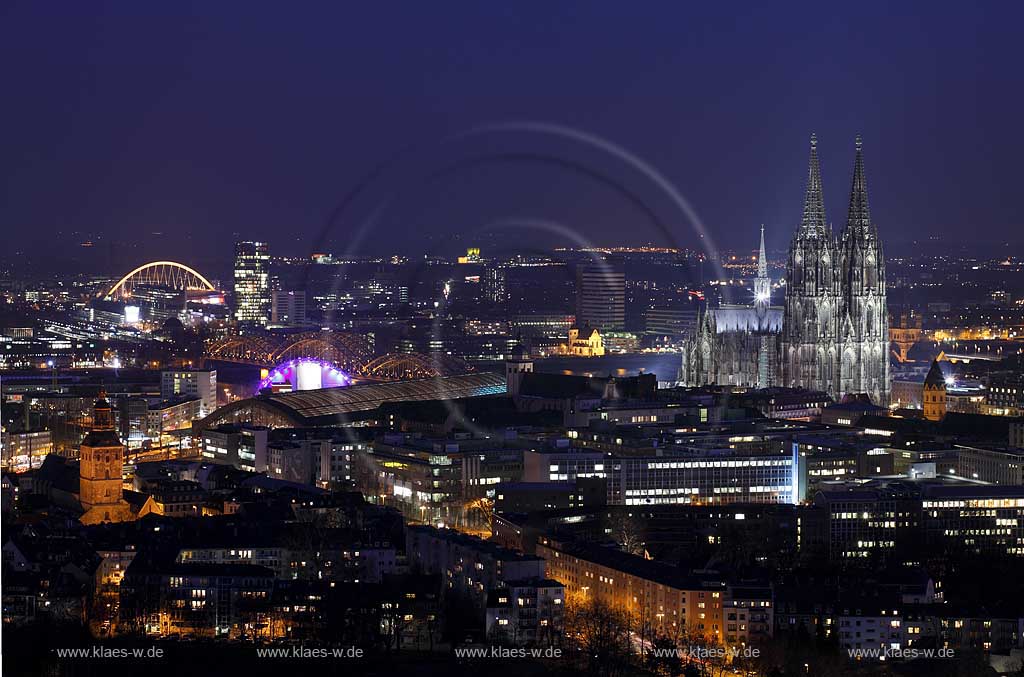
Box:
xmin=2 ymin=3 xmax=1023 ymax=269
xmin=4 ymin=5 xmax=1024 ymax=676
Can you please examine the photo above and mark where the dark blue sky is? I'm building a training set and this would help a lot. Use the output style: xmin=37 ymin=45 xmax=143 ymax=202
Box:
xmin=1 ymin=1 xmax=1021 ymax=270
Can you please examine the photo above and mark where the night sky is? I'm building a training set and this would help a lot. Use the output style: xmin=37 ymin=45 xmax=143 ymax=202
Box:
xmin=2 ymin=1 xmax=1022 ymax=272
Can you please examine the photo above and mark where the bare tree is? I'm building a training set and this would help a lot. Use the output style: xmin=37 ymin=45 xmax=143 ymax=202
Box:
xmin=607 ymin=512 xmax=646 ymax=556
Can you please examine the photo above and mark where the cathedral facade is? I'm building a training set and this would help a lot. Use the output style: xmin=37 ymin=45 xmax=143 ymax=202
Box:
xmin=680 ymin=227 xmax=782 ymax=389
xmin=681 ymin=135 xmax=890 ymax=405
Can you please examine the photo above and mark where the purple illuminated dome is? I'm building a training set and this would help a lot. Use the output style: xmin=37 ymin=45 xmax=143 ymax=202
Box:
xmin=256 ymin=358 xmax=351 ymax=395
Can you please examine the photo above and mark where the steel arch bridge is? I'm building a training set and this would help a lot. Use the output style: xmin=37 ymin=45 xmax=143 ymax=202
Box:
xmin=105 ymin=261 xmax=215 ymax=299
xmin=206 ymin=331 xmax=373 ymax=372
xmin=205 ymin=335 xmax=279 ymax=365
xmin=356 ymin=352 xmax=473 ymax=380
xmin=272 ymin=332 xmax=373 ymax=371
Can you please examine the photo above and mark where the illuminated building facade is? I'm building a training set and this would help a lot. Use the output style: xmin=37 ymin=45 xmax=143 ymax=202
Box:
xmin=814 ymin=485 xmax=922 ymax=561
xmin=508 ymin=314 xmax=575 ymax=339
xmin=575 ymin=262 xmax=625 ymax=332
xmin=536 ymin=537 xmax=727 ymax=640
xmin=956 ymin=445 xmax=1024 ymax=485
xmin=836 ymin=137 xmax=890 ymax=404
xmin=161 ymin=369 xmax=217 ymax=417
xmin=986 ymin=373 xmax=1024 ymax=416
xmin=681 ymin=227 xmax=782 ymax=388
xmin=781 ymin=136 xmax=890 ymax=405
xmin=486 ymin=579 xmax=565 ymax=646
xmin=921 ymin=485 xmax=1024 ymax=556
xmin=560 ymin=325 xmax=605 ymax=356
xmin=233 ymin=241 xmax=270 ymax=325
xmin=483 ymin=264 xmax=507 ymax=304
xmin=1 ymin=430 xmax=53 ymax=472
xmin=146 ymin=397 xmax=201 ymax=438
xmin=523 ymin=448 xmax=805 ymax=506
xmin=119 ymin=562 xmax=275 ymax=638
xmin=201 ymin=423 xmax=268 ymax=473
xmin=610 ymin=450 xmax=806 ymax=506
xmin=270 ymin=289 xmax=307 ymax=327
xmin=644 ymin=306 xmax=698 ymax=342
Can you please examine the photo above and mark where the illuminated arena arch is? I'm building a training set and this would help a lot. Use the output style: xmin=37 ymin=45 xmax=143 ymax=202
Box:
xmin=258 ymin=358 xmax=352 ymax=394
xmin=358 ymin=352 xmax=473 ymax=380
xmin=105 ymin=261 xmax=215 ymax=299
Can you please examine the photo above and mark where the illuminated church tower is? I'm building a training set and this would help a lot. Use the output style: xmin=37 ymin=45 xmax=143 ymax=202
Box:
xmin=79 ymin=390 xmax=132 ymax=524
xmin=781 ymin=134 xmax=843 ymax=397
xmin=838 ymin=137 xmax=890 ymax=404
xmin=923 ymin=359 xmax=947 ymax=421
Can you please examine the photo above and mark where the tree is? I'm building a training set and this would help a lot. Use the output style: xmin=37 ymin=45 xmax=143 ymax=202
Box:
xmin=565 ymin=595 xmax=634 ymax=677
xmin=607 ymin=512 xmax=646 ymax=556
xmin=648 ymin=634 xmax=683 ymax=676
xmin=463 ymin=497 xmax=494 ymax=535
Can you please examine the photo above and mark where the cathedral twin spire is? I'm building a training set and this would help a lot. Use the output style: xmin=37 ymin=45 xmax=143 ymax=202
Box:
xmin=845 ymin=135 xmax=873 ymax=237
xmin=798 ymin=133 xmax=875 ymax=240
xmin=681 ymin=132 xmax=889 ymax=404
xmin=798 ymin=133 xmax=829 ymax=238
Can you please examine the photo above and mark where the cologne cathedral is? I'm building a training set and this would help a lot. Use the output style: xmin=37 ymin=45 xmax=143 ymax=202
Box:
xmin=680 ymin=135 xmax=890 ymax=405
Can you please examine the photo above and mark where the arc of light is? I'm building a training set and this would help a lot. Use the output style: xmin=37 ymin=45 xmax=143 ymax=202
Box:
xmin=106 ymin=261 xmax=215 ymax=298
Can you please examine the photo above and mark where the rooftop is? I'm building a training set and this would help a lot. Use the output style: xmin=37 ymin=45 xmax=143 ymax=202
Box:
xmin=202 ymin=371 xmax=507 ymax=427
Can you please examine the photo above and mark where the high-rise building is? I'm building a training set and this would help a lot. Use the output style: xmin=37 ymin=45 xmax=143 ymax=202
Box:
xmin=575 ymin=261 xmax=625 ymax=332
xmin=483 ymin=265 xmax=507 ymax=305
xmin=644 ymin=306 xmax=698 ymax=340
xmin=271 ymin=289 xmax=307 ymax=327
xmin=234 ymin=241 xmax=270 ymax=325
xmin=161 ymin=369 xmax=217 ymax=417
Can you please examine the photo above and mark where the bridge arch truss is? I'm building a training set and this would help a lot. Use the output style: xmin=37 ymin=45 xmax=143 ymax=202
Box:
xmin=357 ymin=352 xmax=473 ymax=380
xmin=105 ymin=261 xmax=215 ymax=299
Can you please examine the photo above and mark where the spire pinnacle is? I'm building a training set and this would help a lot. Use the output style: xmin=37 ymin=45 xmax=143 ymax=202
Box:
xmin=846 ymin=135 xmax=872 ymax=234
xmin=758 ymin=225 xmax=767 ymax=277
xmin=799 ymin=133 xmax=827 ymax=237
